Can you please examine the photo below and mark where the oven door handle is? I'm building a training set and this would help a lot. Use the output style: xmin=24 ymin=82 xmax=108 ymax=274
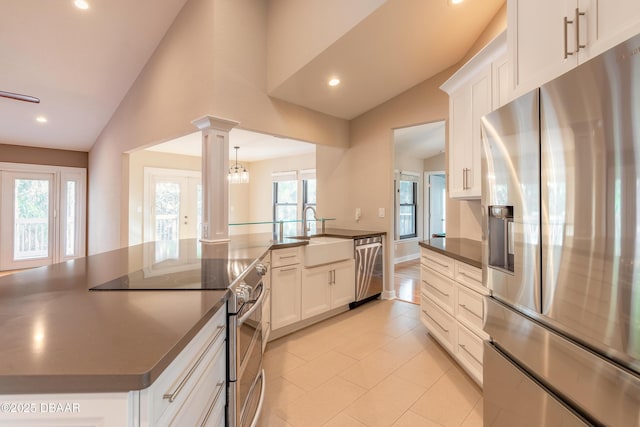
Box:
xmin=249 ymin=369 xmax=266 ymax=427
xmin=237 ymin=283 xmax=265 ymax=326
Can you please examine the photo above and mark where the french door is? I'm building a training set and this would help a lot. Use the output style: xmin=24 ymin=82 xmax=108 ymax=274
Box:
xmin=0 ymin=165 xmax=86 ymax=270
xmin=144 ymin=168 xmax=202 ymax=243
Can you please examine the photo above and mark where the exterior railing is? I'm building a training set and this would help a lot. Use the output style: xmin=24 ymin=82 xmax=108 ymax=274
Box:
xmin=15 ymin=218 xmax=48 ymax=259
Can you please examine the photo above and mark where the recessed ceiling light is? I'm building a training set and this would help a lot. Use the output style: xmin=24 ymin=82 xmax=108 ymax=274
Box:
xmin=449 ymin=0 xmax=464 ymax=4
xmin=328 ymin=78 xmax=341 ymax=87
xmin=36 ymin=116 xmax=48 ymax=123
xmin=74 ymin=0 xmax=89 ymax=10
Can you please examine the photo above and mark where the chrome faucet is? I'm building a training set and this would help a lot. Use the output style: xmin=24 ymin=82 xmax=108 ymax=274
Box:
xmin=302 ymin=206 xmax=317 ymax=238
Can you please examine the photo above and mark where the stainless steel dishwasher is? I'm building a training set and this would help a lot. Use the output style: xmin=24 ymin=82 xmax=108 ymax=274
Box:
xmin=350 ymin=235 xmax=383 ymax=309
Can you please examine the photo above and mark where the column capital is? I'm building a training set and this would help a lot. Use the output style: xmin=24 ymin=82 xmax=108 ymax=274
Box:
xmin=191 ymin=115 xmax=239 ymax=132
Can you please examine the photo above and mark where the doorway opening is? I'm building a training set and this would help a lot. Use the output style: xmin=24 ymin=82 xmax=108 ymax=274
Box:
xmin=392 ymin=120 xmax=446 ymax=303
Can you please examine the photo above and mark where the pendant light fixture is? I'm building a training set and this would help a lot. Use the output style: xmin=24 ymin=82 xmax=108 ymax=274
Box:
xmin=228 ymin=146 xmax=249 ymax=184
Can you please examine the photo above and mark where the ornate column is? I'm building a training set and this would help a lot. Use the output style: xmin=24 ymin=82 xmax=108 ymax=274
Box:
xmin=191 ymin=115 xmax=239 ymax=243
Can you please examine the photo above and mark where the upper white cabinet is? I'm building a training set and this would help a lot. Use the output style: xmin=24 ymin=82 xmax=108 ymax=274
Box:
xmin=509 ymin=0 xmax=640 ymax=97
xmin=441 ymin=31 xmax=507 ymax=200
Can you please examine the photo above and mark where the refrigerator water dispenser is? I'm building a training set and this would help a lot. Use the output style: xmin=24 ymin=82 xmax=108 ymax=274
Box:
xmin=488 ymin=205 xmax=514 ymax=273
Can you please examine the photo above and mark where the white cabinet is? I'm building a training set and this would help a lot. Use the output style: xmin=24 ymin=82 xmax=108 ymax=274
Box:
xmin=0 ymin=306 xmax=228 ymax=427
xmin=420 ymin=247 xmax=488 ymax=386
xmin=261 ymin=255 xmax=271 ymax=352
xmin=301 ymin=259 xmax=355 ymax=320
xmin=270 ymin=247 xmax=302 ymax=331
xmin=140 ymin=306 xmax=227 ymax=426
xmin=0 ymin=393 xmax=132 ymax=426
xmin=331 ymin=260 xmax=356 ymax=307
xmin=508 ymin=0 xmax=640 ymax=97
xmin=441 ymin=31 xmax=507 ymax=199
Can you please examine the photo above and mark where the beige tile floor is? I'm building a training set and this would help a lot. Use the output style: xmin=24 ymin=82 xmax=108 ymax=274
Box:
xmin=259 ymin=299 xmax=483 ymax=427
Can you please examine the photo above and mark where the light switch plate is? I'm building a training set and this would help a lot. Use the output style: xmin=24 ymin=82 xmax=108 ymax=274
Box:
xmin=378 ymin=208 xmax=385 ymax=218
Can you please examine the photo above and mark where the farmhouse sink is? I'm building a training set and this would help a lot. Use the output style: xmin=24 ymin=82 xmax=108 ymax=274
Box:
xmin=303 ymin=236 xmax=354 ymax=267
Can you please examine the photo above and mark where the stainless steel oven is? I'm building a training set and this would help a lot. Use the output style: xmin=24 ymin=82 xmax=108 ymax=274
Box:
xmin=227 ymin=262 xmax=267 ymax=427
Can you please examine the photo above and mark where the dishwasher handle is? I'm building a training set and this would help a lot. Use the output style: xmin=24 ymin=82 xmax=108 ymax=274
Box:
xmin=355 ymin=242 xmax=382 ymax=251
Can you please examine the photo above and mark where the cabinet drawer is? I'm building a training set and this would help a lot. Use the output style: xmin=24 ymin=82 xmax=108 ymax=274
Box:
xmin=421 ymin=295 xmax=457 ymax=353
xmin=421 ymin=249 xmax=454 ymax=278
xmin=455 ymin=261 xmax=485 ymax=293
xmin=272 ymin=247 xmax=301 ymax=267
xmin=456 ymin=324 xmax=484 ymax=386
xmin=144 ymin=307 xmax=227 ymax=426
xmin=164 ymin=337 xmax=227 ymax=426
xmin=456 ymin=286 xmax=485 ymax=335
xmin=421 ymin=266 xmax=456 ymax=314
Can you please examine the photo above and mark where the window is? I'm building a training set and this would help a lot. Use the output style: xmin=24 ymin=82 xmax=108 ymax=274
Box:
xmin=399 ymin=180 xmax=418 ymax=239
xmin=0 ymin=163 xmax=86 ymax=271
xmin=272 ymin=169 xmax=317 ymax=237
xmin=273 ymin=179 xmax=298 ymax=237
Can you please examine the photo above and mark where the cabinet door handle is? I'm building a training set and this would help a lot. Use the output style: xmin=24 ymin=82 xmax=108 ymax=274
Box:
xmin=163 ymin=324 xmax=225 ymax=403
xmin=462 ymin=168 xmax=467 ymax=190
xmin=459 ymin=343 xmax=482 ymax=365
xmin=424 ymin=280 xmax=450 ymax=297
xmin=427 ymin=257 xmax=449 ymax=269
xmin=279 ymin=267 xmax=298 ymax=273
xmin=199 ymin=380 xmax=225 ymax=426
xmin=459 ymin=303 xmax=482 ymax=320
xmin=575 ymin=8 xmax=586 ymax=52
xmin=564 ymin=15 xmax=574 ymax=58
xmin=423 ymin=310 xmax=449 ymax=333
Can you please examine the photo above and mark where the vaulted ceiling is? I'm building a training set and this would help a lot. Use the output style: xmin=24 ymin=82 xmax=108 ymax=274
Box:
xmin=0 ymin=0 xmax=504 ymax=153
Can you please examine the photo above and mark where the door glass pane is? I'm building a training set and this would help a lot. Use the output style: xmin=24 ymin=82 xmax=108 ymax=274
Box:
xmin=155 ymin=182 xmax=180 ymax=241
xmin=65 ymin=181 xmax=77 ymax=256
xmin=14 ymin=179 xmax=49 ymax=260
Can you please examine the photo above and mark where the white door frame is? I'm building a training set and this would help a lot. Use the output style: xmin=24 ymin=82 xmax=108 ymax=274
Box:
xmin=0 ymin=162 xmax=86 ymax=271
xmin=424 ymin=170 xmax=446 ymax=239
xmin=143 ymin=167 xmax=201 ymax=243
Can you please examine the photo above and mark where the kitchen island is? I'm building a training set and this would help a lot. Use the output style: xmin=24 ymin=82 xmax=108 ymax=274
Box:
xmin=0 ymin=231 xmax=383 ymax=425
xmin=0 ymin=236 xmax=282 ymax=425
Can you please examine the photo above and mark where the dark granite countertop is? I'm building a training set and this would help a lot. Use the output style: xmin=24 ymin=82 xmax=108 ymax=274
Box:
xmin=0 ymin=236 xmax=273 ymax=394
xmin=419 ymin=237 xmax=482 ymax=268
xmin=0 ymin=228 xmax=384 ymax=394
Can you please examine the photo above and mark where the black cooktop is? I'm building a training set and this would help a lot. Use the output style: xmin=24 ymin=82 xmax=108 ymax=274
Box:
xmin=90 ymin=258 xmax=256 ymax=291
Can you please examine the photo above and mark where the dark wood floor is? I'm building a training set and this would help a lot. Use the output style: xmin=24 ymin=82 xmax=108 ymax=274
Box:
xmin=394 ymin=259 xmax=420 ymax=304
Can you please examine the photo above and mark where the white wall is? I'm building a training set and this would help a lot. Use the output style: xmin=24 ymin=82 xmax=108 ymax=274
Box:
xmin=424 ymin=153 xmax=445 ymax=172
xmin=89 ymin=0 xmax=348 ymax=254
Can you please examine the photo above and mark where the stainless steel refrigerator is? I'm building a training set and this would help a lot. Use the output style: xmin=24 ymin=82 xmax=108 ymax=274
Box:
xmin=481 ymin=33 xmax=640 ymax=426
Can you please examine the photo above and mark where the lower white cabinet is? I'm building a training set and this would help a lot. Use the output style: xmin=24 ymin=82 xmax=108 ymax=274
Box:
xmin=139 ymin=305 xmax=227 ymax=426
xmin=301 ymin=259 xmax=355 ymax=320
xmin=271 ymin=258 xmax=302 ymax=331
xmin=261 ymin=256 xmax=272 ymax=352
xmin=420 ymin=247 xmax=488 ymax=386
xmin=0 ymin=393 xmax=131 ymax=426
xmin=0 ymin=306 xmax=227 ymax=427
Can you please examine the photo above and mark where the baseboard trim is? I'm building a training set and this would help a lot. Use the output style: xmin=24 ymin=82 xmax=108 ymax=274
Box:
xmin=394 ymin=253 xmax=420 ymax=264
